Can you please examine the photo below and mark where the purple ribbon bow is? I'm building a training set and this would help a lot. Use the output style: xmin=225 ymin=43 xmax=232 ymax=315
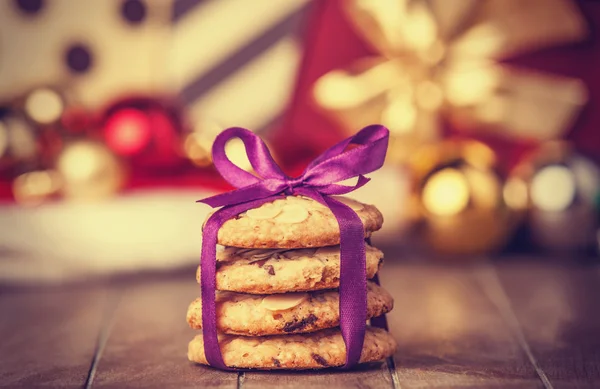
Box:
xmin=197 ymin=124 xmax=389 ymax=370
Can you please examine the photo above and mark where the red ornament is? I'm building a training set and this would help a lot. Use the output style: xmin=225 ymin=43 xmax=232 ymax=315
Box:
xmin=100 ymin=96 xmax=186 ymax=170
xmin=104 ymin=108 xmax=152 ymax=156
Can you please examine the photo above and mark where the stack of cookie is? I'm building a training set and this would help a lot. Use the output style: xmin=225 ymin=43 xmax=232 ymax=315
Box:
xmin=187 ymin=195 xmax=397 ymax=369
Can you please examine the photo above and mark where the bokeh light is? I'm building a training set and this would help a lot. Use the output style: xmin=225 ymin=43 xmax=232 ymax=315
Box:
xmin=57 ymin=141 xmax=125 ymax=200
xmin=531 ymin=165 xmax=576 ymax=211
xmin=104 ymin=108 xmax=152 ymax=156
xmin=503 ymin=176 xmax=528 ymax=210
xmin=422 ymin=168 xmax=470 ymax=216
xmin=13 ymin=170 xmax=61 ymax=206
xmin=24 ymin=88 xmax=64 ymax=124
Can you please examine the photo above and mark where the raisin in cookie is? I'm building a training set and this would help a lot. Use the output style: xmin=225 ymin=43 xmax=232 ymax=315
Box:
xmin=206 ymin=195 xmax=383 ymax=248
xmin=196 ymin=244 xmax=383 ymax=294
xmin=188 ymin=326 xmax=396 ymax=369
xmin=187 ymin=281 xmax=393 ymax=336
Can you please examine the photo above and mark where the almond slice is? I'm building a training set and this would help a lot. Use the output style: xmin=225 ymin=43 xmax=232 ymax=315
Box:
xmin=273 ymin=204 xmax=309 ymax=224
xmin=245 ymin=205 xmax=281 ymax=220
xmin=332 ymin=196 xmax=364 ymax=211
xmin=261 ymin=293 xmax=309 ymax=311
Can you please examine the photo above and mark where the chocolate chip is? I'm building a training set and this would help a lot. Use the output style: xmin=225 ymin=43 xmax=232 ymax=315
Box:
xmin=283 ymin=314 xmax=318 ymax=332
xmin=264 ymin=265 xmax=275 ymax=275
xmin=272 ymin=358 xmax=281 ymax=367
xmin=312 ymin=353 xmax=329 ymax=366
xmin=378 ymin=257 xmax=384 ymax=267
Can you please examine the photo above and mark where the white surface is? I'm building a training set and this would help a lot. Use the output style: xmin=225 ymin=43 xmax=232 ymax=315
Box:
xmin=0 ymin=167 xmax=410 ymax=283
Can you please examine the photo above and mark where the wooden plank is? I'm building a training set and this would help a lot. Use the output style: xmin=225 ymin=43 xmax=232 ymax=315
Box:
xmin=242 ymin=363 xmax=394 ymax=389
xmin=493 ymin=260 xmax=600 ymax=389
xmin=381 ymin=260 xmax=542 ymax=388
xmin=91 ymin=272 xmax=238 ymax=389
xmin=0 ymin=284 xmax=110 ymax=388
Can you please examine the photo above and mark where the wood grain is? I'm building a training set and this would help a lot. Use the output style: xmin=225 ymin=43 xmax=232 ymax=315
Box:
xmin=242 ymin=362 xmax=393 ymax=389
xmin=380 ymin=260 xmax=542 ymax=389
xmin=494 ymin=260 xmax=600 ymax=389
xmin=0 ymin=285 xmax=110 ymax=388
xmin=90 ymin=273 xmax=238 ymax=389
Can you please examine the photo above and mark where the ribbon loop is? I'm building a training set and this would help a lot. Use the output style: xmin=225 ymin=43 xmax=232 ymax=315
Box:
xmin=198 ymin=124 xmax=390 ymax=370
xmin=212 ymin=127 xmax=288 ymax=188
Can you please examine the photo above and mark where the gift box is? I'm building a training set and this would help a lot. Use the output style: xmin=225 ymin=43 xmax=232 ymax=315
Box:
xmin=271 ymin=0 xmax=600 ymax=174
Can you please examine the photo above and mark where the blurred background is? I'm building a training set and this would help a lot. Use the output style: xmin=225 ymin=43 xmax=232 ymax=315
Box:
xmin=0 ymin=0 xmax=598 ymax=283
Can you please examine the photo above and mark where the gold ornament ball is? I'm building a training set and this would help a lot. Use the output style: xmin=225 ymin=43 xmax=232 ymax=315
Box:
xmin=12 ymin=170 xmax=62 ymax=206
xmin=411 ymin=140 xmax=518 ymax=256
xmin=56 ymin=141 xmax=126 ymax=200
xmin=507 ymin=141 xmax=599 ymax=252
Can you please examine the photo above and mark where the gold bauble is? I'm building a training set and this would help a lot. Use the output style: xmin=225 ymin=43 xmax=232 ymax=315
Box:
xmin=56 ymin=141 xmax=125 ymax=200
xmin=507 ymin=141 xmax=599 ymax=252
xmin=411 ymin=140 xmax=517 ymax=256
xmin=12 ymin=170 xmax=62 ymax=206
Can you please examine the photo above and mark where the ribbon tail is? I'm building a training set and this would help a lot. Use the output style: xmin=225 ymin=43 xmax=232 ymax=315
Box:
xmin=325 ymin=196 xmax=367 ymax=368
xmin=200 ymin=196 xmax=281 ymax=370
xmin=298 ymin=190 xmax=367 ymax=369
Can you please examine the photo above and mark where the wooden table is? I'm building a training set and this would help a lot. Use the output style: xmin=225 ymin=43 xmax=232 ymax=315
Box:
xmin=1 ymin=254 xmax=599 ymax=388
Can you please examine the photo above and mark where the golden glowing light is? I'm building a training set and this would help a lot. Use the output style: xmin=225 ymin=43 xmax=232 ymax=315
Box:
xmin=184 ymin=132 xmax=213 ymax=167
xmin=383 ymin=97 xmax=416 ymax=134
xmin=415 ymin=80 xmax=444 ymax=111
xmin=444 ymin=66 xmax=499 ymax=106
xmin=314 ymin=0 xmax=588 ymax=164
xmin=13 ymin=170 xmax=61 ymax=206
xmin=419 ymin=40 xmax=445 ymax=65
xmin=314 ymin=61 xmax=401 ymax=109
xmin=531 ymin=165 xmax=576 ymax=211
xmin=503 ymin=177 xmax=528 ymax=210
xmin=402 ymin=3 xmax=437 ymax=51
xmin=462 ymin=167 xmax=500 ymax=209
xmin=57 ymin=141 xmax=125 ymax=200
xmin=462 ymin=141 xmax=496 ymax=169
xmin=422 ymin=168 xmax=470 ymax=216
xmin=24 ymin=88 xmax=65 ymax=124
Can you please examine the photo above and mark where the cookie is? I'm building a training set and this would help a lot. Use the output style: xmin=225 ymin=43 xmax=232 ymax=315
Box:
xmin=188 ymin=326 xmax=396 ymax=369
xmin=206 ymin=195 xmax=383 ymax=248
xmin=196 ymin=244 xmax=383 ymax=294
xmin=187 ymin=281 xmax=393 ymax=336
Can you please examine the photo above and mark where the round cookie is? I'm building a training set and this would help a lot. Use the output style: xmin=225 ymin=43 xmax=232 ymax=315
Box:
xmin=187 ymin=281 xmax=393 ymax=336
xmin=196 ymin=244 xmax=384 ymax=294
xmin=206 ymin=195 xmax=383 ymax=248
xmin=188 ymin=326 xmax=397 ymax=369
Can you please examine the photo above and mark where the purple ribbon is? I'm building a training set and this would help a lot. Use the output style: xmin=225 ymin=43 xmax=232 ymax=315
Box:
xmin=197 ymin=124 xmax=389 ymax=370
